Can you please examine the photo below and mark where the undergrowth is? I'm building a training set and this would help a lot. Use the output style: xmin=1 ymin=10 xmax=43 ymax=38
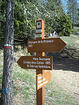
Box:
xmin=0 ymin=46 xmax=77 ymax=105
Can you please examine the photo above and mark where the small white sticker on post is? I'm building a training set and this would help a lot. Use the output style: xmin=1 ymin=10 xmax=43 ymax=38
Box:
xmin=36 ymin=29 xmax=42 ymax=33
xmin=35 ymin=34 xmax=42 ymax=38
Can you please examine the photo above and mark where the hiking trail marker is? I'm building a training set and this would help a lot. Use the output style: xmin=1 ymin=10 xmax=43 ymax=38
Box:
xmin=27 ymin=38 xmax=66 ymax=53
xmin=37 ymin=71 xmax=51 ymax=90
xmin=17 ymin=56 xmax=53 ymax=70
xmin=17 ymin=19 xmax=66 ymax=105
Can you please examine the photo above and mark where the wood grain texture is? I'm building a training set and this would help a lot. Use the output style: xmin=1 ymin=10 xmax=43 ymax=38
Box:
xmin=17 ymin=56 xmax=53 ymax=70
xmin=27 ymin=38 xmax=66 ymax=53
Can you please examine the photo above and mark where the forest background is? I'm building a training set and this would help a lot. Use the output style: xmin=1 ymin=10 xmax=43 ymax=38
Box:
xmin=0 ymin=0 xmax=79 ymax=43
xmin=0 ymin=0 xmax=79 ymax=105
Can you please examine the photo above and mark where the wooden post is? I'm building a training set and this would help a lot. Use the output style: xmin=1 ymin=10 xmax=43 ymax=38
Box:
xmin=36 ymin=52 xmax=45 ymax=105
xmin=36 ymin=19 xmax=45 ymax=105
xmin=17 ymin=19 xmax=66 ymax=105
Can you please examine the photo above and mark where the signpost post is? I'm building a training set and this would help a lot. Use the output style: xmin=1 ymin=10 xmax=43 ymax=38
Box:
xmin=17 ymin=19 xmax=66 ymax=105
xmin=36 ymin=52 xmax=45 ymax=105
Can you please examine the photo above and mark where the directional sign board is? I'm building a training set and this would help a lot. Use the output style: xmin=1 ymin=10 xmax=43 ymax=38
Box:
xmin=17 ymin=56 xmax=53 ymax=70
xmin=36 ymin=20 xmax=44 ymax=39
xmin=27 ymin=38 xmax=66 ymax=53
xmin=17 ymin=19 xmax=66 ymax=105
xmin=37 ymin=71 xmax=51 ymax=90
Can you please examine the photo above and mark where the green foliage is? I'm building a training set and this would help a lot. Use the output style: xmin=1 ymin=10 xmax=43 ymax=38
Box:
xmin=0 ymin=0 xmax=72 ymax=39
xmin=44 ymin=1 xmax=72 ymax=36
xmin=14 ymin=1 xmax=27 ymax=38
xmin=0 ymin=1 xmax=6 ymax=37
xmin=56 ymin=14 xmax=72 ymax=36
xmin=14 ymin=1 xmax=39 ymax=38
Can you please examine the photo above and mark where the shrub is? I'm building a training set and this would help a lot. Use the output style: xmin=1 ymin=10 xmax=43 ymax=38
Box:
xmin=55 ymin=14 xmax=72 ymax=36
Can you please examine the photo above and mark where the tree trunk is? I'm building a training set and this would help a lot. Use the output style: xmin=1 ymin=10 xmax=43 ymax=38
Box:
xmin=1 ymin=0 xmax=14 ymax=105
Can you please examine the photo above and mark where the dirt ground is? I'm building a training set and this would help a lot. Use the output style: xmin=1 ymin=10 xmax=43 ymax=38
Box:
xmin=51 ymin=52 xmax=79 ymax=104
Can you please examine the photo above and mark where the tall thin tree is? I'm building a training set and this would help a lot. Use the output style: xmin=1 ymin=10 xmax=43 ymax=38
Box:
xmin=67 ymin=0 xmax=78 ymax=25
xmin=1 ymin=0 xmax=14 ymax=105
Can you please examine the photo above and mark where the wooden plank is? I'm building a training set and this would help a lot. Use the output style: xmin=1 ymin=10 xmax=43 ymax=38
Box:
xmin=37 ymin=71 xmax=51 ymax=90
xmin=36 ymin=20 xmax=44 ymax=39
xmin=17 ymin=56 xmax=53 ymax=70
xmin=27 ymin=38 xmax=66 ymax=53
xmin=36 ymin=52 xmax=45 ymax=105
xmin=36 ymin=20 xmax=45 ymax=104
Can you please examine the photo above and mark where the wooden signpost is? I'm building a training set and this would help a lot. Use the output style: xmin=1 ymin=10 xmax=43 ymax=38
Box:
xmin=27 ymin=38 xmax=66 ymax=53
xmin=37 ymin=71 xmax=51 ymax=90
xmin=17 ymin=56 xmax=53 ymax=70
xmin=36 ymin=20 xmax=44 ymax=39
xmin=17 ymin=19 xmax=66 ymax=105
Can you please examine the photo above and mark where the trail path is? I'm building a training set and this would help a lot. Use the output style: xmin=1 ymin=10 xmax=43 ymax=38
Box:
xmin=52 ymin=57 xmax=79 ymax=104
